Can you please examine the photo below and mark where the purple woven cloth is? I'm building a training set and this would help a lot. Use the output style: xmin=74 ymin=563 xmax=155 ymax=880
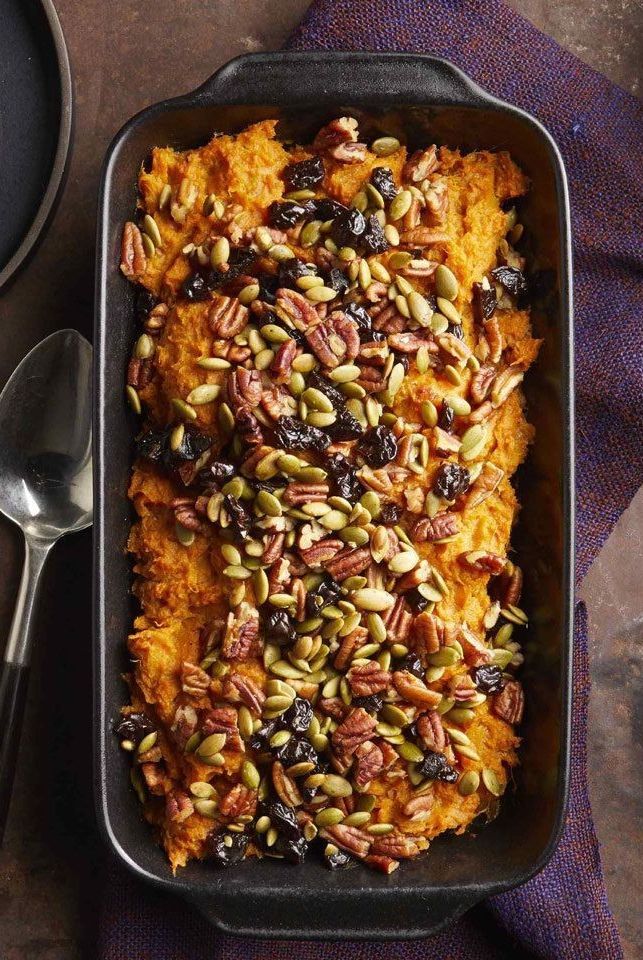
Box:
xmin=100 ymin=1 xmax=642 ymax=956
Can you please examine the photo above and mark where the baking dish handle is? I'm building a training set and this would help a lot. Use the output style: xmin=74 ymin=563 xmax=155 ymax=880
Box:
xmin=192 ymin=51 xmax=494 ymax=109
xmin=190 ymin=887 xmax=483 ymax=939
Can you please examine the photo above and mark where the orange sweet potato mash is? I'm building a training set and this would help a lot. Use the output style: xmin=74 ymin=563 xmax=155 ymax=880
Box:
xmin=117 ymin=117 xmax=538 ymax=873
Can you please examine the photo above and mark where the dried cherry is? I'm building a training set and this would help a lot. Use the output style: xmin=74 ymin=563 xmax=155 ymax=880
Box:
xmin=283 ymin=156 xmax=324 ymax=191
xmin=369 ymin=166 xmax=397 ymax=201
xmin=417 ymin=750 xmax=458 ymax=783
xmin=274 ymin=416 xmax=331 ymax=453
xmin=472 ymin=664 xmax=506 ymax=695
xmin=204 ymin=830 xmax=249 ymax=867
xmin=357 ymin=426 xmax=398 ymax=467
xmin=432 ymin=462 xmax=470 ymax=500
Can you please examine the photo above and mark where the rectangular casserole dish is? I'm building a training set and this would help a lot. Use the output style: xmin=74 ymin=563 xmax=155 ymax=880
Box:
xmin=94 ymin=51 xmax=574 ymax=940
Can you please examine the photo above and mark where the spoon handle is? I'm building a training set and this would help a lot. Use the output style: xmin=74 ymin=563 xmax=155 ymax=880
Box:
xmin=0 ymin=537 xmax=50 ymax=843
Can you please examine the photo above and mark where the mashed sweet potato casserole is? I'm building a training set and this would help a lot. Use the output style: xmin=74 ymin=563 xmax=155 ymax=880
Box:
xmin=116 ymin=116 xmax=539 ymax=874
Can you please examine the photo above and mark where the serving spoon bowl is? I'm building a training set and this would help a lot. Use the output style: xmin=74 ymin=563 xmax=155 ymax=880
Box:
xmin=0 ymin=328 xmax=92 ymax=840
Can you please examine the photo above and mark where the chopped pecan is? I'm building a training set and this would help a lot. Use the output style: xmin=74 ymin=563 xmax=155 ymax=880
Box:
xmin=201 ymin=706 xmax=243 ymax=752
xmin=449 ymin=673 xmax=477 ymax=701
xmin=222 ymin=673 xmax=265 ymax=714
xmin=459 ymin=626 xmax=493 ymax=667
xmin=436 ymin=332 xmax=472 ymax=367
xmin=491 ymin=366 xmax=524 ymax=408
xmin=347 ymin=661 xmax=391 ymax=696
xmin=493 ymin=679 xmax=525 ymax=724
xmin=432 ymin=427 xmax=461 ymax=457
xmin=409 ymin=611 xmax=441 ymax=662
xmin=141 ymin=762 xmax=167 ymax=795
xmin=283 ymin=482 xmax=329 ymax=506
xmin=227 ymin=367 xmax=262 ymax=412
xmin=370 ymin=834 xmax=423 ymax=859
xmin=470 ymin=365 xmax=496 ymax=405
xmin=127 ymin=357 xmax=152 ymax=389
xmin=501 ymin=565 xmax=523 ymax=607
xmin=313 ymin=116 xmax=358 ymax=151
xmin=270 ymin=338 xmax=298 ymax=383
xmin=221 ymin=603 xmax=259 ymax=661
xmin=227 ymin=344 xmax=253 ymax=364
xmin=353 ymin=740 xmax=385 ymax=787
xmin=171 ymin=704 xmax=198 ymax=749
xmin=333 ymin=626 xmax=368 ymax=670
xmin=364 ymin=854 xmax=400 ymax=874
xmin=402 ymin=197 xmax=421 ymax=231
xmin=465 ymin=399 xmax=494 ymax=424
xmin=416 ymin=711 xmax=447 ymax=752
xmin=399 ymin=258 xmax=439 ymax=280
xmin=120 ymin=222 xmax=147 ymax=278
xmin=209 ymin=296 xmax=249 ymax=338
xmin=398 ymin=227 xmax=450 ymax=246
xmin=387 ymin=331 xmax=435 ymax=353
xmin=460 ymin=550 xmax=506 ymax=575
xmin=166 ymin=789 xmax=194 ymax=824
xmin=320 ymin=823 xmax=371 ymax=859
xmin=143 ymin=302 xmax=169 ymax=335
xmin=396 ymin=558 xmax=431 ymax=592
xmin=180 ymin=661 xmax=211 ymax=698
xmin=402 ymin=792 xmax=434 ymax=820
xmin=306 ymin=311 xmax=360 ymax=369
xmin=424 ymin=177 xmax=449 ymax=224
xmin=358 ymin=339 xmax=390 ymax=365
xmin=291 ymin=577 xmax=307 ymax=621
xmin=267 ymin=557 xmax=291 ymax=594
xmin=272 ymin=760 xmax=303 ymax=807
xmin=299 ymin=537 xmax=344 ymax=569
xmin=262 ymin=532 xmax=285 ymax=565
xmin=331 ymin=706 xmax=377 ymax=757
xmin=219 ymin=783 xmax=257 ymax=819
xmin=463 ymin=462 xmax=504 ymax=509
xmin=403 ymin=485 xmax=424 ymax=513
xmin=331 ymin=141 xmax=368 ymax=163
xmin=356 ymin=465 xmax=392 ymax=494
xmin=324 ymin=545 xmax=372 ymax=580
xmin=370 ymin=301 xmax=407 ymax=334
xmin=172 ymin=499 xmax=204 ymax=533
xmin=260 ymin=386 xmax=296 ymax=422
xmin=484 ymin=316 xmax=503 ymax=363
xmin=318 ymin=697 xmax=348 ymax=721
xmin=275 ymin=287 xmax=319 ymax=331
xmin=411 ymin=512 xmax=459 ymax=542
xmin=403 ymin=145 xmax=439 ymax=182
xmin=381 ymin=596 xmax=412 ymax=644
xmin=392 ymin=670 xmax=441 ymax=709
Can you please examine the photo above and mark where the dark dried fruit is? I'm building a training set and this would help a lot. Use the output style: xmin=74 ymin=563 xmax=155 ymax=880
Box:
xmin=432 ymin=462 xmax=470 ymax=500
xmin=203 ymin=461 xmax=236 ymax=487
xmin=325 ymin=406 xmax=365 ymax=441
xmin=369 ymin=166 xmax=397 ymax=201
xmin=307 ymin=370 xmax=346 ymax=410
xmin=361 ymin=214 xmax=388 ymax=255
xmin=114 ymin=712 xmax=154 ymax=746
xmin=351 ymin=693 xmax=384 ymax=715
xmin=313 ymin=198 xmax=347 ymax=222
xmin=275 ymin=735 xmax=320 ymax=771
xmin=257 ymin=273 xmax=280 ymax=304
xmin=223 ymin=494 xmax=252 ymax=540
xmin=473 ymin=281 xmax=497 ymax=323
xmin=472 ymin=664 xmax=506 ymax=694
xmin=205 ymin=247 xmax=256 ymax=290
xmin=491 ymin=266 xmax=528 ymax=299
xmin=284 ymin=155 xmax=325 ymax=191
xmin=279 ymin=259 xmax=317 ymax=288
xmin=404 ymin=588 xmax=430 ymax=614
xmin=358 ymin=426 xmax=398 ymax=467
xmin=205 ymin=830 xmax=249 ymax=867
xmin=447 ymin=322 xmax=464 ymax=340
xmin=260 ymin=798 xmax=301 ymax=841
xmin=305 ymin=575 xmax=342 ymax=617
xmin=330 ymin=208 xmax=366 ymax=247
xmin=250 ymin=721 xmax=279 ymax=754
xmin=135 ymin=428 xmax=167 ymax=463
xmin=326 ymin=452 xmax=363 ymax=503
xmin=268 ymin=201 xmax=313 ymax=229
xmin=379 ymin=501 xmax=402 ymax=524
xmin=264 ymin=608 xmax=297 ymax=644
xmin=182 ymin=272 xmax=209 ymax=302
xmin=324 ymin=844 xmax=354 ymax=870
xmin=262 ymin=832 xmax=308 ymax=863
xmin=324 ymin=267 xmax=350 ymax=296
xmin=135 ymin=426 xmax=211 ymax=470
xmin=417 ymin=750 xmax=458 ymax=783
xmin=438 ymin=404 xmax=454 ymax=432
xmin=397 ymin=654 xmax=424 ymax=679
xmin=343 ymin=301 xmax=372 ymax=340
xmin=280 ymin=697 xmax=313 ymax=733
xmin=135 ymin=289 xmax=157 ymax=324
xmin=274 ymin=416 xmax=332 ymax=453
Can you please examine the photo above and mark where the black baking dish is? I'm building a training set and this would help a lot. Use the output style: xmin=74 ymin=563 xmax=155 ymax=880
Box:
xmin=94 ymin=52 xmax=574 ymax=939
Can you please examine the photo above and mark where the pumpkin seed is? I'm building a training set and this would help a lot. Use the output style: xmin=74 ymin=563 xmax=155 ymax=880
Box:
xmin=444 ymin=395 xmax=471 ymax=416
xmin=436 ymin=296 xmax=461 ymax=325
xmin=256 ymin=489 xmax=282 ymax=517
xmin=339 ymin=526 xmax=370 ymax=547
xmin=444 ymin=364 xmax=462 ymax=386
xmin=240 ymin=760 xmax=261 ymax=791
xmin=397 ymin=741 xmax=425 ymax=763
xmin=126 ymin=385 xmax=141 ymax=414
xmin=458 ymin=770 xmax=480 ymax=796
xmin=196 ymin=733 xmax=227 ymax=758
xmin=270 ymin=730 xmax=292 ymax=748
xmin=430 ymin=312 xmax=449 ymax=335
xmin=367 ymin=823 xmax=394 ymax=835
xmin=419 ymin=400 xmax=437 ymax=427
xmin=453 ymin=743 xmax=480 ymax=762
xmin=365 ymin=612 xmax=386 ymax=644
xmin=210 ymin=236 xmax=230 ymax=269
xmin=389 ymin=549 xmax=419 ymax=574
xmin=360 ymin=491 xmax=381 ymax=518
xmin=250 ymin=567 xmax=268 ymax=606
xmin=365 ymin=183 xmax=385 ymax=209
xmin=171 ymin=397 xmax=197 ymax=421
xmin=435 ymin=264 xmax=459 ymax=300
xmin=369 ymin=259 xmax=391 ymax=283
xmin=306 ymin=285 xmax=337 ymax=303
xmin=447 ymin=707 xmax=476 ymax=724
xmin=407 ymin=290 xmax=432 ymax=326
xmin=194 ymin=799 xmax=218 ymax=818
xmin=197 ymin=356 xmax=230 ymax=371
xmin=270 ymin=660 xmax=304 ymax=680
xmin=300 ymin=220 xmax=322 ymax=247
xmin=321 ymin=774 xmax=353 ymax=798
xmin=427 ymin=646 xmax=460 ymax=667
xmin=137 ymin=731 xmax=158 ymax=755
xmin=315 ymin=807 xmax=345 ymax=827
xmin=329 ymin=363 xmax=360 ymax=383
xmin=461 ymin=433 xmax=487 ymax=462
xmin=372 ymin=136 xmax=400 ymax=156
xmin=389 ymin=189 xmax=413 ymax=221
xmin=482 ymin=767 xmax=503 ymax=796
xmin=302 ymin=387 xmax=334 ymax=413
xmin=351 ymin=190 xmax=368 ymax=212
xmin=187 ymin=383 xmax=220 ymax=405
xmin=190 ymin=781 xmax=217 ymax=800
xmin=221 ymin=543 xmax=242 ymax=565
xmin=384 ymin=223 xmax=400 ymax=245
xmin=175 ymin=523 xmax=195 ymax=547
xmin=237 ymin=283 xmax=260 ymax=306
xmin=157 ymin=183 xmax=172 ymax=210
xmin=223 ymin=564 xmax=252 ymax=580
xmin=142 ymin=213 xmax=162 ymax=248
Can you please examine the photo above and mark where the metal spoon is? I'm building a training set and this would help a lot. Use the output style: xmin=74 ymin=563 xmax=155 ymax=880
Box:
xmin=0 ymin=329 xmax=92 ymax=840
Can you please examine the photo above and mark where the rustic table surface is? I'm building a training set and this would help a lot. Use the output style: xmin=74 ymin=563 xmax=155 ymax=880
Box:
xmin=0 ymin=2 xmax=640 ymax=958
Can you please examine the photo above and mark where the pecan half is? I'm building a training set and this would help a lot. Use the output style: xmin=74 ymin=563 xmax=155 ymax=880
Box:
xmin=459 ymin=626 xmax=493 ymax=667
xmin=416 ymin=711 xmax=447 ymax=752
xmin=120 ymin=222 xmax=146 ymax=278
xmin=392 ymin=670 xmax=442 ymax=709
xmin=334 ymin=627 xmax=368 ymax=670
xmin=270 ymin=338 xmax=298 ymax=383
xmin=424 ymin=177 xmax=448 ymax=224
xmin=402 ymin=792 xmax=435 ymax=820
xmin=170 ymin=704 xmax=198 ymax=749
xmin=209 ymin=296 xmax=249 ymax=338
xmin=398 ymin=228 xmax=450 ymax=246
xmin=484 ymin=316 xmax=503 ymax=364
xmin=180 ymin=661 xmax=211 ymax=697
xmin=403 ymin=145 xmax=439 ymax=182
xmin=493 ymin=680 xmax=525 ymax=724
xmin=460 ymin=550 xmax=506 ymax=575
xmin=306 ymin=311 xmax=360 ymax=369
xmin=364 ymin=854 xmax=400 ymax=874
xmin=491 ymin=366 xmax=524 ymax=408
xmin=272 ymin=760 xmax=303 ymax=807
xmin=470 ymin=364 xmax=496 ymax=405
xmin=219 ymin=783 xmax=257 ymax=819
xmin=436 ymin=332 xmax=472 ymax=367
xmin=222 ymin=673 xmax=265 ymax=714
xmin=172 ymin=499 xmax=204 ymax=533
xmin=283 ymin=482 xmax=329 ymax=506
xmin=347 ymin=661 xmax=391 ymax=696
xmin=324 ymin=545 xmax=372 ymax=580
xmin=382 ymin=596 xmax=412 ymax=644
xmin=411 ymin=512 xmax=459 ymax=543
xmin=331 ymin=706 xmax=377 ymax=757
xmin=299 ymin=537 xmax=344 ymax=569
xmin=166 ymin=789 xmax=194 ymax=824
xmin=432 ymin=427 xmax=461 ymax=457
xmin=318 ymin=697 xmax=348 ymax=721
xmin=313 ymin=116 xmax=358 ymax=151
xmin=221 ymin=603 xmax=259 ymax=661
xmin=262 ymin=532 xmax=285 ymax=565
xmin=500 ymin=565 xmax=523 ymax=607
xmin=387 ymin=331 xmax=435 ymax=353
xmin=320 ymin=823 xmax=371 ymax=859
xmin=127 ymin=357 xmax=152 ymax=390
xmin=201 ymin=706 xmax=243 ymax=752
xmin=260 ymin=386 xmax=295 ymax=422
xmin=463 ymin=462 xmax=504 ymax=509
xmin=409 ymin=611 xmax=442 ymax=662
xmin=370 ymin=834 xmax=422 ymax=859
xmin=275 ymin=287 xmax=319 ymax=331
xmin=353 ymin=740 xmax=385 ymax=787
xmin=370 ymin=301 xmax=406 ymax=334
xmin=227 ymin=367 xmax=262 ymax=412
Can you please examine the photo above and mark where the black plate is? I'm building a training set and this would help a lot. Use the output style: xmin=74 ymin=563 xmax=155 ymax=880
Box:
xmin=94 ymin=52 xmax=575 ymax=939
xmin=0 ymin=0 xmax=72 ymax=290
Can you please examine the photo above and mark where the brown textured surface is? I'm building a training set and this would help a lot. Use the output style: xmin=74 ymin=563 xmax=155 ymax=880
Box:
xmin=0 ymin=1 xmax=639 ymax=957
